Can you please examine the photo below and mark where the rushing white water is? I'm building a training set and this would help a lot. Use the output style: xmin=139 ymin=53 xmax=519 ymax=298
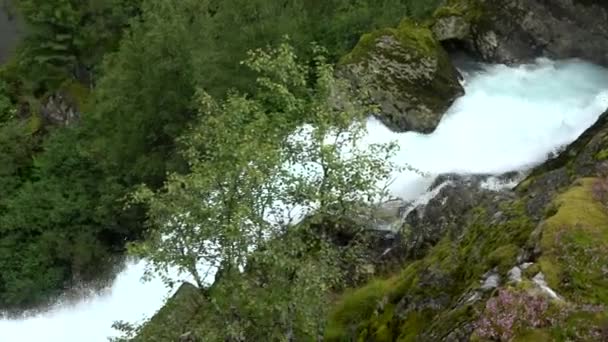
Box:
xmin=0 ymin=260 xmax=177 ymax=341
xmin=1 ymin=58 xmax=608 ymax=342
xmin=370 ymin=58 xmax=608 ymax=199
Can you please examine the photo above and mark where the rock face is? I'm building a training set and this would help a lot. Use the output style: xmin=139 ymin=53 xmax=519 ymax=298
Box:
xmin=339 ymin=19 xmax=464 ymax=133
xmin=435 ymin=0 xmax=608 ymax=66
xmin=40 ymin=93 xmax=80 ymax=125
xmin=402 ymin=174 xmax=515 ymax=259
xmin=39 ymin=81 xmax=90 ymax=126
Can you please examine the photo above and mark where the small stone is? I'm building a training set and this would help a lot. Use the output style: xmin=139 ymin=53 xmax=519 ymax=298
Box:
xmin=492 ymin=211 xmax=504 ymax=222
xmin=480 ymin=273 xmax=500 ymax=291
xmin=466 ymin=291 xmax=482 ymax=304
xmin=507 ymin=266 xmax=522 ymax=283
xmin=179 ymin=331 xmax=196 ymax=342
xmin=533 ymin=273 xmax=561 ymax=300
xmin=362 ymin=264 xmax=376 ymax=275
xmin=520 ymin=262 xmax=533 ymax=270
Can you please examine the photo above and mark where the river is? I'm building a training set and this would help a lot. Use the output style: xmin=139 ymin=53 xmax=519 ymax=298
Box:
xmin=1 ymin=57 xmax=608 ymax=341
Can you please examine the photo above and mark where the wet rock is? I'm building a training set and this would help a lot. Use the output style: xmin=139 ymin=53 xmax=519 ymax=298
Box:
xmin=371 ymin=198 xmax=410 ymax=231
xmin=475 ymin=0 xmax=608 ymax=66
xmin=402 ymin=174 xmax=513 ymax=258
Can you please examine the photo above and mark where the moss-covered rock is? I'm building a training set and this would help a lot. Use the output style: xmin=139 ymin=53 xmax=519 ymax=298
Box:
xmin=339 ymin=19 xmax=464 ymax=133
xmin=133 ymin=282 xmax=206 ymax=342
xmin=536 ymin=178 xmax=608 ymax=305
xmin=325 ymin=197 xmax=538 ymax=341
xmin=431 ymin=0 xmax=483 ymax=42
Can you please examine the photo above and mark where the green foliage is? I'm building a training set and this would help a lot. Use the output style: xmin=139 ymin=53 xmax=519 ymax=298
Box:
xmin=86 ymin=0 xmax=205 ymax=187
xmin=0 ymin=127 xmax=125 ymax=307
xmin=128 ymin=42 xmax=396 ymax=341
xmin=488 ymin=244 xmax=520 ymax=273
xmin=117 ymin=0 xmax=444 ymax=99
xmin=14 ymin=0 xmax=141 ymax=90
xmin=0 ymin=79 xmax=16 ymax=122
xmin=0 ymin=0 xmax=448 ymax=311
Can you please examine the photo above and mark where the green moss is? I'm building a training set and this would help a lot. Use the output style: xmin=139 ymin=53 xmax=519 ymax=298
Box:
xmin=455 ymin=201 xmax=534 ymax=283
xmin=549 ymin=310 xmax=608 ymax=341
xmin=340 ymin=19 xmax=438 ymax=66
xmin=26 ymin=114 xmax=42 ymax=134
xmin=513 ymin=329 xmax=552 ymax=341
xmin=488 ymin=244 xmax=519 ymax=273
xmin=522 ymin=263 xmax=541 ymax=279
xmin=432 ymin=0 xmax=484 ymax=22
xmin=515 ymin=177 xmax=534 ymax=193
xmin=424 ymin=304 xmax=480 ymax=340
xmin=595 ymin=149 xmax=608 ymax=161
xmin=326 ymin=198 xmax=538 ymax=341
xmin=58 ymin=79 xmax=91 ymax=113
xmin=325 ymin=278 xmax=396 ymax=341
xmin=134 ymin=283 xmax=206 ymax=341
xmin=397 ymin=310 xmax=434 ymax=342
xmin=538 ymin=178 xmax=608 ymax=304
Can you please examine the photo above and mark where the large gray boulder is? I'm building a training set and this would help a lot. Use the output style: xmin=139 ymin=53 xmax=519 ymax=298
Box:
xmin=338 ymin=19 xmax=464 ymax=133
xmin=436 ymin=0 xmax=608 ymax=66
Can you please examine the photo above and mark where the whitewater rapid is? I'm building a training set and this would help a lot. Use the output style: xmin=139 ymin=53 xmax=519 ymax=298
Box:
xmin=375 ymin=58 xmax=608 ymax=199
xmin=1 ymin=58 xmax=608 ymax=342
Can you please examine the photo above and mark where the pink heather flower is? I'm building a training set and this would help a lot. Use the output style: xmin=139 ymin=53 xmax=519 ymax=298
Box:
xmin=474 ymin=289 xmax=549 ymax=341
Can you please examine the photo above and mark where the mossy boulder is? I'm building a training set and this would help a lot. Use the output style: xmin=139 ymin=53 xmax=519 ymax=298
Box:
xmin=536 ymin=178 xmax=608 ymax=305
xmin=339 ymin=19 xmax=464 ymax=133
xmin=133 ymin=282 xmax=206 ymax=342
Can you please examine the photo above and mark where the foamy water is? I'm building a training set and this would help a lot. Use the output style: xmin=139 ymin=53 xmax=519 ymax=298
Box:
xmin=369 ymin=58 xmax=608 ymax=199
xmin=1 ymin=58 xmax=608 ymax=342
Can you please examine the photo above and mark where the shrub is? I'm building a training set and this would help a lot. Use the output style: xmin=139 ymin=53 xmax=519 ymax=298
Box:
xmin=474 ymin=289 xmax=549 ymax=341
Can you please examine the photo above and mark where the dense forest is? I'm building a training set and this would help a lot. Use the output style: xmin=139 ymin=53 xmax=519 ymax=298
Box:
xmin=4 ymin=0 xmax=608 ymax=341
xmin=0 ymin=0 xmax=439 ymax=311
